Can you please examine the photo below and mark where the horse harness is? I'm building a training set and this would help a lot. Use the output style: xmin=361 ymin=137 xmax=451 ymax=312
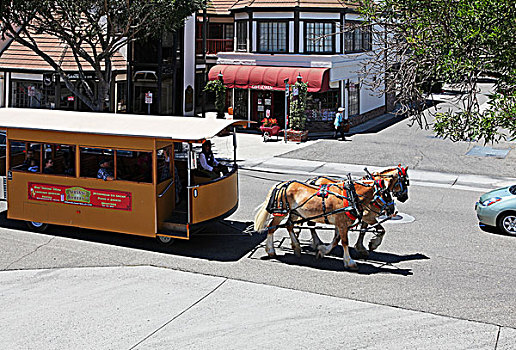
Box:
xmin=265 ymin=179 xmax=362 ymax=227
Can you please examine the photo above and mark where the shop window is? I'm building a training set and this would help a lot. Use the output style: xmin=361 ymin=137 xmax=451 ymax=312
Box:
xmin=258 ymin=21 xmax=287 ymax=53
xmin=9 ymin=142 xmax=40 ymax=172
xmin=305 ymin=90 xmax=340 ymax=124
xmin=344 ymin=22 xmax=372 ymax=53
xmin=236 ymin=21 xmax=247 ymax=51
xmin=348 ymin=82 xmax=360 ymax=117
xmin=40 ymin=144 xmax=75 ymax=176
xmin=80 ymin=147 xmax=114 ymax=179
xmin=157 ymin=146 xmax=173 ymax=183
xmin=305 ymin=22 xmax=335 ymax=53
xmin=11 ymin=81 xmax=43 ymax=108
xmin=117 ymin=150 xmax=153 ymax=183
xmin=234 ymin=88 xmax=248 ymax=119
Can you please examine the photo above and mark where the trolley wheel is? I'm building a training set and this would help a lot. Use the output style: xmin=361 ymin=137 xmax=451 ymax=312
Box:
xmin=156 ymin=235 xmax=175 ymax=245
xmin=263 ymin=131 xmax=271 ymax=142
xmin=25 ymin=221 xmax=49 ymax=232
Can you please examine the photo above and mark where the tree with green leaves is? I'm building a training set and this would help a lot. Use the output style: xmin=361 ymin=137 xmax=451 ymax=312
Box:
xmin=289 ymin=81 xmax=308 ymax=131
xmin=357 ymin=0 xmax=516 ymax=143
xmin=0 ymin=0 xmax=203 ymax=111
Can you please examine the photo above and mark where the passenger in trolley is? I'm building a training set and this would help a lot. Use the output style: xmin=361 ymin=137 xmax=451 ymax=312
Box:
xmin=198 ymin=139 xmax=228 ymax=179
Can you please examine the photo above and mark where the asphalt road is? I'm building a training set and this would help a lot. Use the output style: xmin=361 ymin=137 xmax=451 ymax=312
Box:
xmin=1 ymin=169 xmax=515 ymax=332
xmin=279 ymin=109 xmax=515 ymax=178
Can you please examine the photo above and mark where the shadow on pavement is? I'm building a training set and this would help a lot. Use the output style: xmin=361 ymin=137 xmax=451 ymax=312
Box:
xmin=479 ymin=223 xmax=514 ymax=238
xmin=257 ymin=242 xmax=426 ymax=275
xmin=0 ymin=211 xmax=265 ymax=262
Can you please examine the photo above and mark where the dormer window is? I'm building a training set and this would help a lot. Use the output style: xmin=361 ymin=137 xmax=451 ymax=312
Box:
xmin=305 ymin=22 xmax=335 ymax=54
xmin=257 ymin=21 xmax=288 ymax=53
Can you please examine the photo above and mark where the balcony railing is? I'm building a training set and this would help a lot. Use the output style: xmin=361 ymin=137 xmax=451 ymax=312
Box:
xmin=196 ymin=39 xmax=234 ymax=55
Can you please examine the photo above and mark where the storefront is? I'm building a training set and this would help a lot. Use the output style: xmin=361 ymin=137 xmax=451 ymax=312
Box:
xmin=208 ymin=65 xmax=333 ymax=130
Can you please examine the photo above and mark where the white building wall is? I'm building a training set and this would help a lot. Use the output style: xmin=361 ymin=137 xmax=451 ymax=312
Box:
xmin=234 ymin=12 xmax=249 ymax=20
xmin=252 ymin=21 xmax=257 ymax=52
xmin=299 ymin=22 xmax=304 ymax=53
xmin=253 ymin=12 xmax=293 ymax=19
xmin=299 ymin=12 xmax=340 ymax=20
xmin=345 ymin=13 xmax=364 ymax=21
xmin=289 ymin=21 xmax=295 ymax=53
xmin=360 ymin=79 xmax=384 ymax=113
xmin=183 ymin=15 xmax=196 ymax=116
xmin=0 ymin=73 xmax=4 ymax=107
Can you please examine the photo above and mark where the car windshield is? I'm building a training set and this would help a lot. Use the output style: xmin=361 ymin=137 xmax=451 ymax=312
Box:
xmin=510 ymin=185 xmax=516 ymax=195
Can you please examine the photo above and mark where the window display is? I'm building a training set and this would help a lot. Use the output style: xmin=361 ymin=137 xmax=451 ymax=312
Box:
xmin=305 ymin=90 xmax=339 ymax=124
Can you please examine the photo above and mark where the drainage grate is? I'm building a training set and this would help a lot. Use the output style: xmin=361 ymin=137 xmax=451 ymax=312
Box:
xmin=466 ymin=146 xmax=510 ymax=159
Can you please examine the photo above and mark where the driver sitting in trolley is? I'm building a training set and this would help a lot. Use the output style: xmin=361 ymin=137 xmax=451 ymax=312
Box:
xmin=198 ymin=140 xmax=228 ymax=180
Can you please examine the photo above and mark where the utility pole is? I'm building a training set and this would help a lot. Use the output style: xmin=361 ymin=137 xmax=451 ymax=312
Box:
xmin=201 ymin=4 xmax=207 ymax=118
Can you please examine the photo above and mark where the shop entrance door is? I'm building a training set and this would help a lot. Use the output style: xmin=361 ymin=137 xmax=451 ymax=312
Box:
xmin=271 ymin=91 xmax=286 ymax=128
xmin=251 ymin=90 xmax=272 ymax=125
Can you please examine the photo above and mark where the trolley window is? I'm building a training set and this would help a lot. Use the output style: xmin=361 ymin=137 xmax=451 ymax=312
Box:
xmin=80 ymin=147 xmax=114 ymax=179
xmin=116 ymin=150 xmax=152 ymax=183
xmin=157 ymin=146 xmax=173 ymax=183
xmin=41 ymin=143 xmax=76 ymax=176
xmin=10 ymin=141 xmax=41 ymax=173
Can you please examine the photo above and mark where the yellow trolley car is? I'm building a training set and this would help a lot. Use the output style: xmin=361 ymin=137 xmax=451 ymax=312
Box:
xmin=0 ymin=108 xmax=247 ymax=244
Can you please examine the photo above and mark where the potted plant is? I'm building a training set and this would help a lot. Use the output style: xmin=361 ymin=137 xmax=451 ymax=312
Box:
xmin=287 ymin=78 xmax=309 ymax=142
xmin=259 ymin=118 xmax=280 ymax=141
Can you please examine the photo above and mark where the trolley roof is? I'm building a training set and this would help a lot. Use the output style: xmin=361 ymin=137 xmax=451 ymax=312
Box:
xmin=0 ymin=108 xmax=248 ymax=141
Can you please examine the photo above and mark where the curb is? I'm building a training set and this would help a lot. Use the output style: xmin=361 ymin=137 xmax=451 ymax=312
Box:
xmin=241 ymin=158 xmax=516 ymax=192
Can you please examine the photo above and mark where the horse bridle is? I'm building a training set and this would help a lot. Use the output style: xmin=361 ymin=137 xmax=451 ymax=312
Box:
xmin=392 ymin=166 xmax=409 ymax=198
xmin=355 ymin=179 xmax=394 ymax=215
xmin=365 ymin=166 xmax=409 ymax=199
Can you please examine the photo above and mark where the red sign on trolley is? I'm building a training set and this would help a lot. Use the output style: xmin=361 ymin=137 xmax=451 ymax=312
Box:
xmin=28 ymin=183 xmax=132 ymax=211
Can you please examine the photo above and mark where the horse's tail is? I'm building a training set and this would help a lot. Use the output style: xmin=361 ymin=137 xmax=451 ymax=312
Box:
xmin=254 ymin=185 xmax=275 ymax=232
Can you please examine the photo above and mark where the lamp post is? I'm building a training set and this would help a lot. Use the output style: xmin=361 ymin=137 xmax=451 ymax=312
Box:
xmin=284 ymin=77 xmax=289 ymax=143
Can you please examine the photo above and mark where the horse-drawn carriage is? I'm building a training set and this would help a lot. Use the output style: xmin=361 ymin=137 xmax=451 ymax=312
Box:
xmin=254 ymin=166 xmax=410 ymax=270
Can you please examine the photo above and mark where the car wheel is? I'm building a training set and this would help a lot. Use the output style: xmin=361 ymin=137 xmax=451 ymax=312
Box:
xmin=156 ymin=235 xmax=175 ymax=245
xmin=497 ymin=212 xmax=516 ymax=236
xmin=25 ymin=221 xmax=49 ymax=232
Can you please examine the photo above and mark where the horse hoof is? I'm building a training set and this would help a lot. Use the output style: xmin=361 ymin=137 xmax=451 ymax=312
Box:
xmin=315 ymin=251 xmax=323 ymax=260
xmin=267 ymin=251 xmax=277 ymax=257
xmin=294 ymin=249 xmax=302 ymax=258
xmin=344 ymin=264 xmax=359 ymax=272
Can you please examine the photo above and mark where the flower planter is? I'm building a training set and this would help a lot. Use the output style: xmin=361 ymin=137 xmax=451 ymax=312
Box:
xmin=286 ymin=129 xmax=309 ymax=142
xmin=259 ymin=125 xmax=282 ymax=142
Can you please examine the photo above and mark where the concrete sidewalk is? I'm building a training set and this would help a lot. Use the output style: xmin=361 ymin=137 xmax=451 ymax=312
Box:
xmin=241 ymin=157 xmax=516 ymax=192
xmin=1 ymin=266 xmax=513 ymax=350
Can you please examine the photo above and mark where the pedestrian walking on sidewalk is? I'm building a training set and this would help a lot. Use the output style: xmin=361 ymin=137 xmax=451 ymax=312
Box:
xmin=334 ymin=107 xmax=349 ymax=141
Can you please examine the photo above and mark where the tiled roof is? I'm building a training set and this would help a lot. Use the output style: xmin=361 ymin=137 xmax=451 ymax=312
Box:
xmin=230 ymin=0 xmax=358 ymax=10
xmin=0 ymin=30 xmax=126 ymax=72
xmin=207 ymin=0 xmax=239 ymax=15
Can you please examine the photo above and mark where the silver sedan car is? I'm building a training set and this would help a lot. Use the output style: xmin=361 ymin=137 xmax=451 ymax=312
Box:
xmin=476 ymin=185 xmax=516 ymax=236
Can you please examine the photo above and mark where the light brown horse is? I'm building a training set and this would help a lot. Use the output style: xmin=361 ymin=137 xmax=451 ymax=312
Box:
xmin=254 ymin=179 xmax=395 ymax=270
xmin=307 ymin=166 xmax=409 ymax=257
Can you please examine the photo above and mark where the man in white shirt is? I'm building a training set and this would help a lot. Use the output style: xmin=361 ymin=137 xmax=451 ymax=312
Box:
xmin=198 ymin=140 xmax=228 ymax=179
